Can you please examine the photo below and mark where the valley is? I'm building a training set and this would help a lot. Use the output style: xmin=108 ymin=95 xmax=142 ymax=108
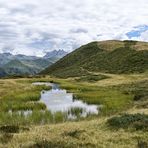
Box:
xmin=0 ymin=40 xmax=148 ymax=147
xmin=0 ymin=50 xmax=68 ymax=77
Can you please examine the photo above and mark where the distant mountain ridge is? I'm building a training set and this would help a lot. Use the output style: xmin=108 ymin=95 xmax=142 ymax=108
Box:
xmin=40 ymin=40 xmax=148 ymax=78
xmin=44 ymin=49 xmax=68 ymax=59
xmin=0 ymin=49 xmax=68 ymax=77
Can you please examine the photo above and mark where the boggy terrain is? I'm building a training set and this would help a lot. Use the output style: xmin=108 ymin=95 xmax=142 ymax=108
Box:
xmin=0 ymin=71 xmax=147 ymax=148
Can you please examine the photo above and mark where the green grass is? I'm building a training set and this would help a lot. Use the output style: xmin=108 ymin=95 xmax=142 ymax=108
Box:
xmin=0 ymin=79 xmax=53 ymax=126
xmin=0 ymin=76 xmax=134 ymax=126
xmin=75 ymin=89 xmax=133 ymax=115
xmin=0 ymin=92 xmax=47 ymax=112
xmin=0 ymin=110 xmax=73 ymax=125
xmin=0 ymin=101 xmax=46 ymax=112
xmin=57 ymin=80 xmax=134 ymax=115
xmin=41 ymin=40 xmax=148 ymax=78
xmin=0 ymin=80 xmax=51 ymax=112
xmin=68 ymin=107 xmax=84 ymax=118
xmin=112 ymin=79 xmax=148 ymax=110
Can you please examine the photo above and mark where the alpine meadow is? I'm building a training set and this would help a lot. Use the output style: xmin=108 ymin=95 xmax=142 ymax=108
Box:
xmin=0 ymin=0 xmax=148 ymax=148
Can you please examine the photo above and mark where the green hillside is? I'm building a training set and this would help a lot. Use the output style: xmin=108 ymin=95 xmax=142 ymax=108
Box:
xmin=0 ymin=58 xmax=53 ymax=77
xmin=22 ymin=58 xmax=52 ymax=71
xmin=3 ymin=59 xmax=37 ymax=75
xmin=41 ymin=40 xmax=148 ymax=78
xmin=0 ymin=68 xmax=7 ymax=77
xmin=4 ymin=59 xmax=28 ymax=68
xmin=0 ymin=50 xmax=66 ymax=77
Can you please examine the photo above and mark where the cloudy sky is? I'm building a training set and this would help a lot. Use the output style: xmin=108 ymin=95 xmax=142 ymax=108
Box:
xmin=0 ymin=0 xmax=148 ymax=56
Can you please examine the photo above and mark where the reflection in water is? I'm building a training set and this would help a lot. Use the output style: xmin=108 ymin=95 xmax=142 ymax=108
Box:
xmin=33 ymin=82 xmax=99 ymax=118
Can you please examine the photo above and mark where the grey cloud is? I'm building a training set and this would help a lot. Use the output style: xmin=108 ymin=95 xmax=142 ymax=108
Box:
xmin=0 ymin=0 xmax=148 ymax=56
xmin=10 ymin=4 xmax=36 ymax=14
xmin=1 ymin=46 xmax=14 ymax=53
xmin=70 ymin=28 xmax=88 ymax=33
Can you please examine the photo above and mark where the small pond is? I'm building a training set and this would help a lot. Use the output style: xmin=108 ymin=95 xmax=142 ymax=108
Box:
xmin=33 ymin=82 xmax=100 ymax=119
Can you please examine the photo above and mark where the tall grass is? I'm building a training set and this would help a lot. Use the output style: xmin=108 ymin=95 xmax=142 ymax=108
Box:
xmin=68 ymin=107 xmax=84 ymax=118
xmin=0 ymin=110 xmax=75 ymax=125
xmin=0 ymin=78 xmax=54 ymax=126
xmin=0 ymin=79 xmax=51 ymax=112
xmin=57 ymin=80 xmax=134 ymax=115
xmin=0 ymin=75 xmax=146 ymax=126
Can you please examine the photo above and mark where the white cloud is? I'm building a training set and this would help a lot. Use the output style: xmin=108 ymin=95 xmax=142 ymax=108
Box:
xmin=0 ymin=0 xmax=148 ymax=56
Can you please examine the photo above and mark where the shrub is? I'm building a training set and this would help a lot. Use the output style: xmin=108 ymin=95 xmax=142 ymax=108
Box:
xmin=76 ymin=74 xmax=109 ymax=82
xmin=63 ymin=129 xmax=85 ymax=138
xmin=0 ymin=125 xmax=19 ymax=133
xmin=107 ymin=113 xmax=148 ymax=130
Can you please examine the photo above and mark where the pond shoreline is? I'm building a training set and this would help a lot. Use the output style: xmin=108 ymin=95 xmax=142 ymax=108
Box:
xmin=32 ymin=82 xmax=100 ymax=119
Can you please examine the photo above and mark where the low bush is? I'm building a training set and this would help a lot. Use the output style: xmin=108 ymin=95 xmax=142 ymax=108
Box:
xmin=63 ymin=129 xmax=85 ymax=138
xmin=76 ymin=74 xmax=109 ymax=82
xmin=107 ymin=113 xmax=148 ymax=130
xmin=0 ymin=125 xmax=19 ymax=133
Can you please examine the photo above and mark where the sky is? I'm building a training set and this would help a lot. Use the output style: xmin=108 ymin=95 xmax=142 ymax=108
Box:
xmin=0 ymin=0 xmax=148 ymax=56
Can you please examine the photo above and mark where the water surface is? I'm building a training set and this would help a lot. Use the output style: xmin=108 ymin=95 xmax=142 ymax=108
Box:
xmin=33 ymin=82 xmax=99 ymax=118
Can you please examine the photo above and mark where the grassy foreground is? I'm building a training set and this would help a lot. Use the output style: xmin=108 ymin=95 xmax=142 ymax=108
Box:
xmin=0 ymin=72 xmax=148 ymax=147
xmin=1 ymin=117 xmax=148 ymax=148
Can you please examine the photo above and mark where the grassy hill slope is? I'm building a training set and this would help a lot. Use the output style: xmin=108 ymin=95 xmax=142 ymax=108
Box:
xmin=3 ymin=59 xmax=37 ymax=75
xmin=41 ymin=40 xmax=148 ymax=78
xmin=0 ymin=58 xmax=53 ymax=77
xmin=21 ymin=58 xmax=52 ymax=71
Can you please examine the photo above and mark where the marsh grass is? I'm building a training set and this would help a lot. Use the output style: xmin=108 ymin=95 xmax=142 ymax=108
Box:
xmin=0 ymin=74 xmax=147 ymax=147
xmin=68 ymin=107 xmax=84 ymax=118
xmin=53 ymin=112 xmax=67 ymax=123
xmin=59 ymin=81 xmax=134 ymax=115
xmin=0 ymin=79 xmax=51 ymax=113
xmin=0 ymin=78 xmax=54 ymax=126
xmin=0 ymin=110 xmax=75 ymax=125
xmin=0 ymin=78 xmax=95 ymax=125
xmin=0 ymin=75 xmax=146 ymax=125
xmin=113 ymin=79 xmax=148 ymax=111
xmin=0 ymin=98 xmax=47 ymax=112
xmin=0 ymin=110 xmax=53 ymax=125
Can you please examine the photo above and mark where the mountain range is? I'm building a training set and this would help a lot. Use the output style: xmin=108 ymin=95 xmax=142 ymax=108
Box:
xmin=0 ymin=50 xmax=68 ymax=77
xmin=41 ymin=40 xmax=148 ymax=78
xmin=44 ymin=49 xmax=67 ymax=59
